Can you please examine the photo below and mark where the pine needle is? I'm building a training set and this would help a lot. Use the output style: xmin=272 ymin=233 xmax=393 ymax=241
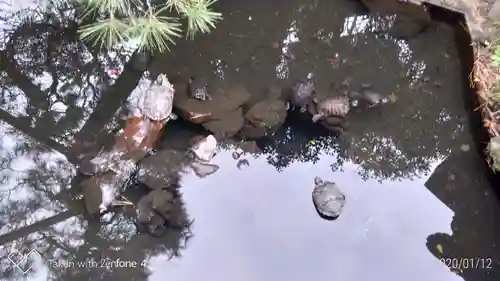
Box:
xmin=81 ymin=0 xmax=132 ymax=16
xmin=130 ymin=7 xmax=182 ymax=53
xmin=78 ymin=17 xmax=130 ymax=50
xmin=181 ymin=0 xmax=222 ymax=39
xmin=77 ymin=0 xmax=221 ymax=52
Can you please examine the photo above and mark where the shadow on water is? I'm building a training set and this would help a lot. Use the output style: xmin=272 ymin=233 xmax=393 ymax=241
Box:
xmin=0 ymin=0 xmax=500 ymax=280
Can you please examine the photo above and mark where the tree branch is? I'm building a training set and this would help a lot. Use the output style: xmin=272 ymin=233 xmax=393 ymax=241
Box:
xmin=0 ymin=108 xmax=78 ymax=163
xmin=0 ymin=206 xmax=81 ymax=245
xmin=69 ymin=51 xmax=153 ymax=153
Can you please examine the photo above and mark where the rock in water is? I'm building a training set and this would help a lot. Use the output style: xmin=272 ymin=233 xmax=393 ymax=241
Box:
xmin=312 ymin=176 xmax=345 ymax=219
xmin=190 ymin=161 xmax=219 ymax=178
xmin=135 ymin=189 xmax=174 ymax=237
xmin=190 ymin=134 xmax=218 ymax=162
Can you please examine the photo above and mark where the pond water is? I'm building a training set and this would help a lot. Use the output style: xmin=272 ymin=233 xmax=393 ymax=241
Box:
xmin=0 ymin=0 xmax=500 ymax=280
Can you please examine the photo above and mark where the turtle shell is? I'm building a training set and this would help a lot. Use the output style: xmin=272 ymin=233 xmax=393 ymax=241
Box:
xmin=316 ymin=97 xmax=350 ymax=117
xmin=312 ymin=178 xmax=345 ymax=219
xmin=137 ymin=75 xmax=175 ymax=121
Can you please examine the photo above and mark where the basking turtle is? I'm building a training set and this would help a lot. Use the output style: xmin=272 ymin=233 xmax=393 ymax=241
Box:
xmin=136 ymin=73 xmax=177 ymax=121
xmin=348 ymin=85 xmax=388 ymax=107
xmin=311 ymin=96 xmax=350 ymax=123
xmin=312 ymin=176 xmax=346 ymax=219
xmin=287 ymin=72 xmax=315 ymax=112
xmin=83 ymin=74 xmax=177 ymax=175
xmin=131 ymin=73 xmax=178 ymax=150
xmin=188 ymin=76 xmax=211 ymax=101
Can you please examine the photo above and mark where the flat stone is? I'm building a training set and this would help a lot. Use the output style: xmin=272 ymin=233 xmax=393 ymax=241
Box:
xmin=202 ymin=108 xmax=245 ymax=138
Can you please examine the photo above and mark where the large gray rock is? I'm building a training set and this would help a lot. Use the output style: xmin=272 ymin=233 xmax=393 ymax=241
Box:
xmin=173 ymin=82 xmax=250 ymax=137
xmin=239 ymin=99 xmax=288 ymax=139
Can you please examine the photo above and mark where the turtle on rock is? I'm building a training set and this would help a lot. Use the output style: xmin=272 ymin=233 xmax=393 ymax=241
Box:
xmin=348 ymin=84 xmax=388 ymax=108
xmin=287 ymin=72 xmax=315 ymax=112
xmin=136 ymin=73 xmax=177 ymax=121
xmin=126 ymin=73 xmax=178 ymax=151
xmin=82 ymin=74 xmax=177 ymax=176
xmin=188 ymin=76 xmax=211 ymax=101
xmin=312 ymin=176 xmax=346 ymax=220
xmin=311 ymin=96 xmax=350 ymax=123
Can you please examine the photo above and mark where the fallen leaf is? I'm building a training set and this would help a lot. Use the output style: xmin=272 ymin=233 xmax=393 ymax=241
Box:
xmin=436 ymin=244 xmax=443 ymax=254
xmin=460 ymin=144 xmax=470 ymax=152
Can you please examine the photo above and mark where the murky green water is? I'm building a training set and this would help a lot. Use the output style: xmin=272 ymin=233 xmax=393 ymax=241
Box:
xmin=0 ymin=0 xmax=500 ymax=280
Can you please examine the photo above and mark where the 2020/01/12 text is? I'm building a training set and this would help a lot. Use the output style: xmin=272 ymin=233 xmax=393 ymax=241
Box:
xmin=49 ymin=258 xmax=146 ymax=271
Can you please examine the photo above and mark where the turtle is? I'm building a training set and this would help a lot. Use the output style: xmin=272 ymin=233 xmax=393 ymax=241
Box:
xmin=287 ymin=72 xmax=315 ymax=112
xmin=129 ymin=73 xmax=178 ymax=151
xmin=312 ymin=176 xmax=346 ymax=219
xmin=311 ymin=96 xmax=350 ymax=123
xmin=348 ymin=84 xmax=388 ymax=107
xmin=136 ymin=73 xmax=177 ymax=121
xmin=188 ymin=76 xmax=212 ymax=101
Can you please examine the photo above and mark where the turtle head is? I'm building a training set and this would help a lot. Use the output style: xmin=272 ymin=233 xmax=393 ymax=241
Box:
xmin=314 ymin=176 xmax=323 ymax=186
xmin=156 ymin=73 xmax=175 ymax=93
xmin=155 ymin=73 xmax=166 ymax=84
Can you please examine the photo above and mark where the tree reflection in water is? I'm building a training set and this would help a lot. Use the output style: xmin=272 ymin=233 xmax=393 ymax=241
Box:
xmin=0 ymin=3 xmax=193 ymax=281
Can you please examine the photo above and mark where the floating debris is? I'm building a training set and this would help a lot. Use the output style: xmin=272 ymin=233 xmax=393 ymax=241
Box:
xmin=436 ymin=244 xmax=443 ymax=254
